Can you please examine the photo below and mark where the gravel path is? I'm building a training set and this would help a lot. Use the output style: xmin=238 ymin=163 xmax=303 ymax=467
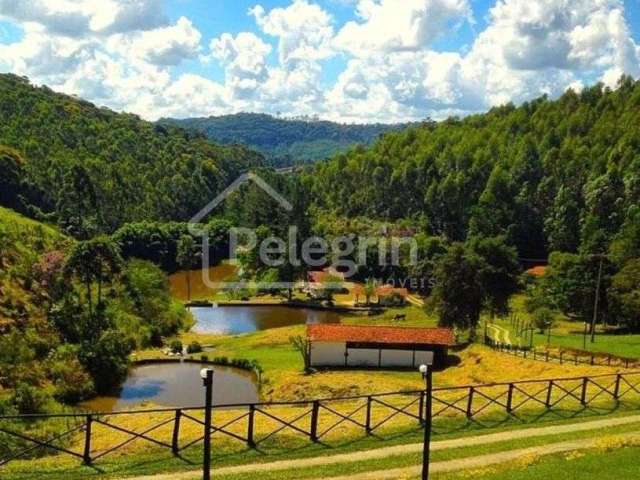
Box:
xmin=120 ymin=414 xmax=640 ymax=480
xmin=311 ymin=431 xmax=640 ymax=480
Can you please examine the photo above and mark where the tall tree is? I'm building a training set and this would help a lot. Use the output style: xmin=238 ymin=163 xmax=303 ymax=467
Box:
xmin=431 ymin=244 xmax=485 ymax=340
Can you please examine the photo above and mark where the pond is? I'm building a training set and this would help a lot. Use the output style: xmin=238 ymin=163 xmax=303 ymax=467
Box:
xmin=189 ymin=305 xmax=340 ymax=335
xmin=81 ymin=362 xmax=259 ymax=412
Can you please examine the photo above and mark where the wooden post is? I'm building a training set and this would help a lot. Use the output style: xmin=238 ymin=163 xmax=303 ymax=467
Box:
xmin=559 ymin=352 xmax=563 ymax=364
xmin=575 ymin=355 xmax=578 ymax=366
xmin=310 ymin=400 xmax=320 ymax=442
xmin=466 ymin=387 xmax=475 ymax=418
xmin=545 ymin=381 xmax=553 ymax=408
xmin=172 ymin=409 xmax=182 ymax=455
xmin=83 ymin=415 xmax=92 ymax=465
xmin=614 ymin=374 xmax=622 ymax=400
xmin=546 ymin=351 xmax=550 ymax=363
xmin=506 ymin=383 xmax=514 ymax=414
xmin=581 ymin=378 xmax=588 ymax=406
xmin=365 ymin=396 xmax=372 ymax=433
xmin=591 ymin=355 xmax=595 ymax=366
xmin=247 ymin=404 xmax=256 ymax=447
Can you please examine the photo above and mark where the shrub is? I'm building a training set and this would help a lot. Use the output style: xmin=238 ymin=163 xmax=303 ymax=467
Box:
xmin=187 ymin=341 xmax=203 ymax=354
xmin=169 ymin=340 xmax=183 ymax=354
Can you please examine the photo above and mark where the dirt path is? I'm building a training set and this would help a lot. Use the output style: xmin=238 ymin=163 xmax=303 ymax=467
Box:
xmin=309 ymin=431 xmax=640 ymax=480
xmin=121 ymin=414 xmax=640 ymax=480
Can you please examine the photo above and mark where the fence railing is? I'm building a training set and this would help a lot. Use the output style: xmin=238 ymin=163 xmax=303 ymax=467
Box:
xmin=1 ymin=371 xmax=639 ymax=468
xmin=487 ymin=339 xmax=640 ymax=369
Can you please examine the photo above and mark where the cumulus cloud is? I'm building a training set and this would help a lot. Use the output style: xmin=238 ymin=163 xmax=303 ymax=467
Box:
xmin=0 ymin=0 xmax=639 ymax=123
xmin=334 ymin=0 xmax=472 ymax=57
xmin=250 ymin=0 xmax=334 ymax=67
xmin=110 ymin=17 xmax=202 ymax=66
xmin=0 ymin=0 xmax=167 ymax=37
xmin=210 ymin=32 xmax=272 ymax=99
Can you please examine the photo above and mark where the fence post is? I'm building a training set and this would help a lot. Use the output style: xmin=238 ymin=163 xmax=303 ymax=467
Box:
xmin=365 ymin=396 xmax=373 ymax=433
xmin=418 ymin=391 xmax=425 ymax=426
xmin=545 ymin=381 xmax=553 ymax=408
xmin=247 ymin=404 xmax=256 ymax=447
xmin=581 ymin=378 xmax=588 ymax=406
xmin=172 ymin=409 xmax=181 ymax=455
xmin=310 ymin=400 xmax=320 ymax=442
xmin=559 ymin=352 xmax=563 ymax=364
xmin=506 ymin=383 xmax=514 ymax=414
xmin=533 ymin=350 xmax=537 ymax=361
xmin=546 ymin=351 xmax=550 ymax=363
xmin=575 ymin=355 xmax=578 ymax=366
xmin=614 ymin=374 xmax=622 ymax=400
xmin=83 ymin=414 xmax=92 ymax=465
xmin=466 ymin=387 xmax=475 ymax=419
xmin=591 ymin=355 xmax=595 ymax=366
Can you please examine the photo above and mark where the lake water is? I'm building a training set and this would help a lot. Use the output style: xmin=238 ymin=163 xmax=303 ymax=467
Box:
xmin=81 ymin=362 xmax=259 ymax=412
xmin=189 ymin=305 xmax=340 ymax=335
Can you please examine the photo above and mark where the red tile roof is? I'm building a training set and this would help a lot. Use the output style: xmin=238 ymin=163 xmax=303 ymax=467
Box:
xmin=308 ymin=324 xmax=455 ymax=346
xmin=525 ymin=265 xmax=547 ymax=277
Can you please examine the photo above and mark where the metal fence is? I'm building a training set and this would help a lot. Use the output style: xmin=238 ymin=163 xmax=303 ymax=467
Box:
xmin=1 ymin=371 xmax=639 ymax=468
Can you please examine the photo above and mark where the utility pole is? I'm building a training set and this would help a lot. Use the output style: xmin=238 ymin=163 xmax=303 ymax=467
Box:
xmin=590 ymin=255 xmax=604 ymax=344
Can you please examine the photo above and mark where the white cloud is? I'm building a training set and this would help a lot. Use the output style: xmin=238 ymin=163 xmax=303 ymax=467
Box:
xmin=0 ymin=0 xmax=639 ymax=123
xmin=0 ymin=0 xmax=167 ymax=37
xmin=334 ymin=0 xmax=472 ymax=57
xmin=110 ymin=17 xmax=202 ymax=66
xmin=250 ymin=0 xmax=334 ymax=67
xmin=210 ymin=32 xmax=272 ymax=99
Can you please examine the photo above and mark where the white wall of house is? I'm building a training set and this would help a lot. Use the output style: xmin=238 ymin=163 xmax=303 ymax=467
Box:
xmin=380 ymin=349 xmax=413 ymax=367
xmin=310 ymin=341 xmax=437 ymax=368
xmin=347 ymin=348 xmax=379 ymax=367
xmin=310 ymin=341 xmax=346 ymax=366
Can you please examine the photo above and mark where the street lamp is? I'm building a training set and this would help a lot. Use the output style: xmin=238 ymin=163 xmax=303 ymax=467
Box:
xmin=200 ymin=368 xmax=214 ymax=480
xmin=419 ymin=356 xmax=434 ymax=480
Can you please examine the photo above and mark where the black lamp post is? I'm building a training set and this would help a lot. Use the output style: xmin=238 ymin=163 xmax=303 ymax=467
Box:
xmin=200 ymin=368 xmax=214 ymax=480
xmin=419 ymin=362 xmax=433 ymax=480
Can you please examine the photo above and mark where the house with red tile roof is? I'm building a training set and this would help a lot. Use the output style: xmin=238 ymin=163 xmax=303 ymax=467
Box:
xmin=307 ymin=324 xmax=454 ymax=369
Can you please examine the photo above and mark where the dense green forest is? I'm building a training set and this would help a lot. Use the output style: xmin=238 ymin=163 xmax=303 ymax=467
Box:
xmin=0 ymin=74 xmax=262 ymax=237
xmin=160 ymin=113 xmax=410 ymax=167
xmin=303 ymin=77 xmax=640 ymax=260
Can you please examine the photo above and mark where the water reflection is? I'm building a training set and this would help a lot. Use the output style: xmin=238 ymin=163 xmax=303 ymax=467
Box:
xmin=82 ymin=362 xmax=258 ymax=412
xmin=190 ymin=305 xmax=340 ymax=335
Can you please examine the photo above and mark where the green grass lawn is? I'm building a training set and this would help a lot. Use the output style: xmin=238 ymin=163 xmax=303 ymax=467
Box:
xmin=435 ymin=444 xmax=640 ymax=480
xmin=490 ymin=295 xmax=640 ymax=359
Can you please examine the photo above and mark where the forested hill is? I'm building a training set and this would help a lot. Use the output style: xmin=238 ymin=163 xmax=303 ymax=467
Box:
xmin=160 ymin=113 xmax=410 ymax=166
xmin=304 ymin=77 xmax=640 ymax=259
xmin=0 ymin=74 xmax=263 ymax=236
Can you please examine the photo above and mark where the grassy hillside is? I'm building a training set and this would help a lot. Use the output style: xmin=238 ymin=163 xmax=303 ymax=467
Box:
xmin=0 ymin=206 xmax=68 ymax=329
xmin=0 ymin=74 xmax=263 ymax=234
xmin=160 ymin=112 xmax=411 ymax=166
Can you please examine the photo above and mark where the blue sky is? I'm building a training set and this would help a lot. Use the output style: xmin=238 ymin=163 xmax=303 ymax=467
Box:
xmin=1 ymin=1 xmax=639 ymax=122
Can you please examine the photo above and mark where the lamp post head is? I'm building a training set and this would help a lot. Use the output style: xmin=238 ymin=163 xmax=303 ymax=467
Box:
xmin=200 ymin=368 xmax=213 ymax=386
xmin=419 ymin=364 xmax=428 ymax=377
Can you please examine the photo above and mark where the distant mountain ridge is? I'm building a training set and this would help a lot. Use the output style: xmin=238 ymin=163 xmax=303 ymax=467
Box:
xmin=159 ymin=113 xmax=413 ymax=166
